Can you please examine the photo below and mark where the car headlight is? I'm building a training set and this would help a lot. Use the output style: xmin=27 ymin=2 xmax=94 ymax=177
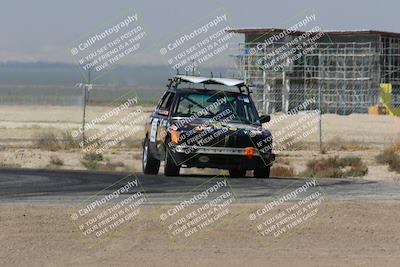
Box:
xmin=171 ymin=131 xmax=180 ymax=144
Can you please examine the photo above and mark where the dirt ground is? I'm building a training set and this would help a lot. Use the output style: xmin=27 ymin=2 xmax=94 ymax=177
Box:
xmin=0 ymin=105 xmax=399 ymax=144
xmin=1 ymin=105 xmax=400 ymax=266
xmin=1 ymin=147 xmax=399 ymax=181
xmin=0 ymin=104 xmax=399 ymax=180
xmin=1 ymin=201 xmax=400 ymax=267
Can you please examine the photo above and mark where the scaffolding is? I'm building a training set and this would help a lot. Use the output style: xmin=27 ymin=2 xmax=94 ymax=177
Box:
xmin=233 ymin=38 xmax=395 ymax=115
xmin=382 ymin=36 xmax=400 ymax=108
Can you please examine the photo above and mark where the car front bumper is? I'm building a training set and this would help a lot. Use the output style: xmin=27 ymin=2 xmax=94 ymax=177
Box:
xmin=172 ymin=145 xmax=275 ymax=169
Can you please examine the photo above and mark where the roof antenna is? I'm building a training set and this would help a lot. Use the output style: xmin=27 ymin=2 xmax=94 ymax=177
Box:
xmin=191 ymin=59 xmax=195 ymax=76
xmin=211 ymin=72 xmax=213 ymax=78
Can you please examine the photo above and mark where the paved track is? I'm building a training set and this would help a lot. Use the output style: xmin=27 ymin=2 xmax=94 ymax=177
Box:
xmin=0 ymin=168 xmax=399 ymax=204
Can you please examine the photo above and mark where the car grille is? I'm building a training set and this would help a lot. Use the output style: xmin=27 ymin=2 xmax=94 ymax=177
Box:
xmin=184 ymin=130 xmax=272 ymax=151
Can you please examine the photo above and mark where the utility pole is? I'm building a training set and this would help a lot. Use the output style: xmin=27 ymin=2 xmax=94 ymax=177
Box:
xmin=81 ymin=67 xmax=91 ymax=147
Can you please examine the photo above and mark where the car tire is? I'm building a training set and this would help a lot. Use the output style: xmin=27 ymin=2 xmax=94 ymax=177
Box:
xmin=142 ymin=138 xmax=160 ymax=175
xmin=229 ymin=168 xmax=247 ymax=178
xmin=253 ymin=165 xmax=271 ymax=178
xmin=164 ymin=147 xmax=180 ymax=176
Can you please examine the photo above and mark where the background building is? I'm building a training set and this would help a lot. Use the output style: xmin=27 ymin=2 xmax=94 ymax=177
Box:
xmin=229 ymin=28 xmax=400 ymax=115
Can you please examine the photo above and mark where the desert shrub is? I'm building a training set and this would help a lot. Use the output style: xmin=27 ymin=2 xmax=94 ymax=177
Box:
xmin=0 ymin=163 xmax=21 ymax=168
xmin=270 ymin=165 xmax=295 ymax=177
xmin=388 ymin=157 xmax=400 ymax=173
xmin=301 ymin=156 xmax=368 ymax=178
xmin=82 ymin=152 xmax=103 ymax=161
xmin=80 ymin=152 xmax=103 ymax=170
xmin=376 ymin=149 xmax=396 ymax=164
xmin=61 ymin=130 xmax=81 ymax=149
xmin=49 ymin=155 xmax=64 ymax=166
xmin=82 ymin=136 xmax=103 ymax=152
xmin=390 ymin=140 xmax=400 ymax=152
xmin=376 ymin=148 xmax=400 ymax=173
xmin=34 ymin=132 xmax=60 ymax=151
xmin=34 ymin=130 xmax=82 ymax=151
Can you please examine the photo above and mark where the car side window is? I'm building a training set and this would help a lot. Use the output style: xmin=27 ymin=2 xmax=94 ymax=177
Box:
xmin=158 ymin=92 xmax=175 ymax=115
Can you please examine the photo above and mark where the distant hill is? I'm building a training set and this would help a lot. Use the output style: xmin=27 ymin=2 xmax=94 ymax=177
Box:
xmin=0 ymin=62 xmax=232 ymax=87
xmin=0 ymin=63 xmax=234 ymax=105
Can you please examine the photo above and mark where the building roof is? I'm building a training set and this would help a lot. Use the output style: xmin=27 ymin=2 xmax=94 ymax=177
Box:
xmin=226 ymin=28 xmax=400 ymax=38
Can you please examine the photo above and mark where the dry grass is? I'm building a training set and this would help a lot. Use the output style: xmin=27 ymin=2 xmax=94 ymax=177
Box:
xmin=121 ymin=137 xmax=142 ymax=149
xmin=97 ymin=160 xmax=125 ymax=171
xmin=274 ymin=156 xmax=290 ymax=165
xmin=34 ymin=132 xmax=60 ymax=151
xmin=325 ymin=136 xmax=370 ymax=151
xmin=278 ymin=136 xmax=309 ymax=151
xmin=376 ymin=142 xmax=400 ymax=173
xmin=80 ymin=152 xmax=103 ymax=170
xmin=49 ymin=155 xmax=64 ymax=166
xmin=34 ymin=130 xmax=81 ymax=151
xmin=390 ymin=140 xmax=400 ymax=152
xmin=270 ymin=165 xmax=295 ymax=177
xmin=0 ymin=162 xmax=21 ymax=168
xmin=60 ymin=131 xmax=81 ymax=149
xmin=80 ymin=152 xmax=125 ymax=171
xmin=132 ymin=151 xmax=143 ymax=160
xmin=301 ymin=156 xmax=368 ymax=178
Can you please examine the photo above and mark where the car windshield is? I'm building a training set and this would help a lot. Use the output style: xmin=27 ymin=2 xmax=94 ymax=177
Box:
xmin=172 ymin=91 xmax=260 ymax=124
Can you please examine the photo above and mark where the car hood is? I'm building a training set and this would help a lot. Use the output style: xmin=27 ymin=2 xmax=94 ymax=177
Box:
xmin=169 ymin=117 xmax=270 ymax=136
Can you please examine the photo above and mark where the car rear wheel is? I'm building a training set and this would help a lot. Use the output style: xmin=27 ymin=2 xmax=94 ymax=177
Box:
xmin=142 ymin=138 xmax=160 ymax=175
xmin=229 ymin=168 xmax=247 ymax=178
xmin=164 ymin=147 xmax=180 ymax=176
xmin=253 ymin=165 xmax=271 ymax=178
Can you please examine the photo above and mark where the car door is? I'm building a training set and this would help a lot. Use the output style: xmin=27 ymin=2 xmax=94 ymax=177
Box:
xmin=149 ymin=91 xmax=175 ymax=159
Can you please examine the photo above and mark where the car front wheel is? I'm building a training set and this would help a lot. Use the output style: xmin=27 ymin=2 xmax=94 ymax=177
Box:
xmin=142 ymin=138 xmax=160 ymax=175
xmin=164 ymin=147 xmax=180 ymax=176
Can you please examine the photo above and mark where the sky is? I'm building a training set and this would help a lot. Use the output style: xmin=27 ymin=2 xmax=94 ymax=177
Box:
xmin=0 ymin=0 xmax=398 ymax=66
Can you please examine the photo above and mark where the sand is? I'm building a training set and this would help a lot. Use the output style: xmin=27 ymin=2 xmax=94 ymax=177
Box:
xmin=1 ymin=201 xmax=400 ymax=267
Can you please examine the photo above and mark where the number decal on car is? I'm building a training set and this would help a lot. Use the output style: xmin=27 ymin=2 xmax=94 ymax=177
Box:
xmin=150 ymin=118 xmax=158 ymax=142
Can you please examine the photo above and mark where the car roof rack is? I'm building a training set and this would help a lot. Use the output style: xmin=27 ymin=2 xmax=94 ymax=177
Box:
xmin=166 ymin=74 xmax=251 ymax=95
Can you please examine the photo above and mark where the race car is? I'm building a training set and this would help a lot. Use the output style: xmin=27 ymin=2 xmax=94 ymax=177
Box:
xmin=142 ymin=75 xmax=275 ymax=178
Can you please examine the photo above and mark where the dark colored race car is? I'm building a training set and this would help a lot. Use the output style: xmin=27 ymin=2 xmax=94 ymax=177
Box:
xmin=142 ymin=75 xmax=275 ymax=178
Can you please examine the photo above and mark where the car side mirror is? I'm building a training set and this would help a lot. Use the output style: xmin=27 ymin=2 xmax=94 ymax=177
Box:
xmin=260 ymin=115 xmax=270 ymax=123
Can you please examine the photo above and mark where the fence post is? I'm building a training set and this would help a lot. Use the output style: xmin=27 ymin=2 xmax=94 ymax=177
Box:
xmin=318 ymin=85 xmax=322 ymax=153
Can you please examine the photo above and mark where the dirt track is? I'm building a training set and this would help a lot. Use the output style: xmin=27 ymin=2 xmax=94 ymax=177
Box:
xmin=1 ymin=201 xmax=400 ymax=267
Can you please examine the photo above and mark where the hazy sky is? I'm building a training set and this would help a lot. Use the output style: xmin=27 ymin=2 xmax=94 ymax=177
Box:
xmin=0 ymin=0 xmax=398 ymax=66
